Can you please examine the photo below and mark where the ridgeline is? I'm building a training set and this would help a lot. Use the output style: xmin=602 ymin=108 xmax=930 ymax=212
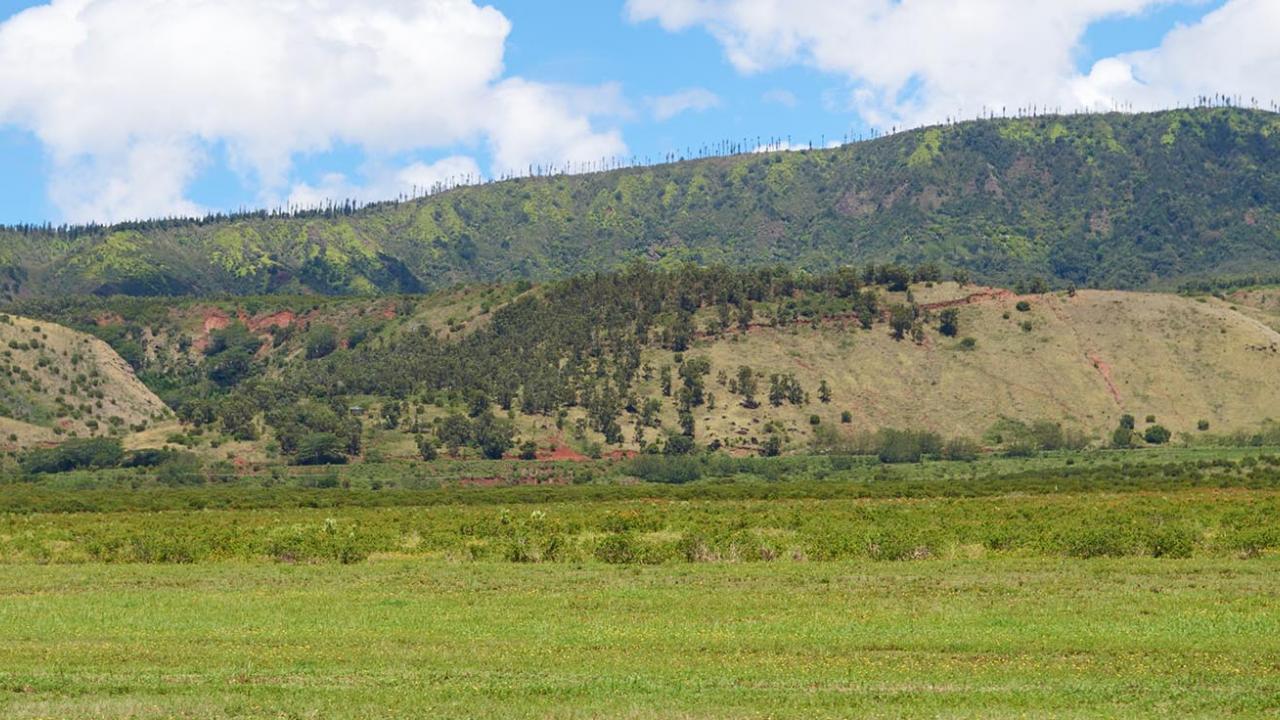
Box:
xmin=1 ymin=107 xmax=1277 ymax=299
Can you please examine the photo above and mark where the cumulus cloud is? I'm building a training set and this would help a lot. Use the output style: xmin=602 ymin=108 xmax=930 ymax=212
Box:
xmin=627 ymin=0 xmax=1279 ymax=128
xmin=650 ymin=88 xmax=722 ymax=120
xmin=1073 ymin=0 xmax=1280 ymax=111
xmin=0 ymin=0 xmax=626 ymax=222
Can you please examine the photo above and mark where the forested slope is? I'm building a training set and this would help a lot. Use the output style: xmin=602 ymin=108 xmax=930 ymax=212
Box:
xmin=1 ymin=107 xmax=1277 ymax=299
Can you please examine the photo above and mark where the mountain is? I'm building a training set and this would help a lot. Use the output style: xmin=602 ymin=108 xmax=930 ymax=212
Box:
xmin=1 ymin=107 xmax=1278 ymax=300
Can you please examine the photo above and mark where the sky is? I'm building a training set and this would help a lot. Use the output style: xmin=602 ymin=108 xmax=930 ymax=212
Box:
xmin=0 ymin=0 xmax=1274 ymax=226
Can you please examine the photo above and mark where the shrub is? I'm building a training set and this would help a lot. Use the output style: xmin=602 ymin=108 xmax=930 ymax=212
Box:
xmin=809 ymin=415 xmax=821 ymax=426
xmin=942 ymin=437 xmax=980 ymax=462
xmin=876 ymin=428 xmax=942 ymax=464
xmin=1144 ymin=425 xmax=1172 ymax=445
xmin=1197 ymin=419 xmax=1211 ymax=432
xmin=594 ymin=534 xmax=638 ymax=564
xmin=1015 ymin=301 xmax=1031 ymax=312
xmin=840 ymin=411 xmax=853 ymax=423
xmin=20 ymin=437 xmax=124 ymax=474
xmin=626 ymin=454 xmax=702 ymax=484
xmin=518 ymin=440 xmax=538 ymax=461
xmin=304 ymin=325 xmax=339 ymax=360
xmin=958 ymin=337 xmax=977 ymax=350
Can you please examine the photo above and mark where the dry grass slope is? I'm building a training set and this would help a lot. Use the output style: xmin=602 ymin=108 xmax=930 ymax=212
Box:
xmin=0 ymin=314 xmax=169 ymax=449
xmin=658 ymin=284 xmax=1280 ymax=449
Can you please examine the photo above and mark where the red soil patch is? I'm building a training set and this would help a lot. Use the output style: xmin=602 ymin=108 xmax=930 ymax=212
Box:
xmin=538 ymin=444 xmax=590 ymax=462
xmin=1087 ymin=352 xmax=1123 ymax=404
xmin=245 ymin=310 xmax=297 ymax=333
xmin=94 ymin=312 xmax=124 ymax=327
xmin=919 ymin=287 xmax=1015 ymax=312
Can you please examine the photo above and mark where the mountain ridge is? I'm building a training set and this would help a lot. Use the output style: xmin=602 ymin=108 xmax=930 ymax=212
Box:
xmin=1 ymin=106 xmax=1278 ymax=300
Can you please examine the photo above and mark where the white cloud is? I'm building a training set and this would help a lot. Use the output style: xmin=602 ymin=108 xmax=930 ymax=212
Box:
xmin=0 ymin=0 xmax=626 ymax=222
xmin=1073 ymin=0 xmax=1280 ymax=111
xmin=627 ymin=0 xmax=1278 ymax=128
xmin=650 ymin=88 xmax=722 ymax=120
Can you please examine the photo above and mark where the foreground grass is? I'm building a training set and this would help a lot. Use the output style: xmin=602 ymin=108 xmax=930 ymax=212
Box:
xmin=0 ymin=559 xmax=1277 ymax=718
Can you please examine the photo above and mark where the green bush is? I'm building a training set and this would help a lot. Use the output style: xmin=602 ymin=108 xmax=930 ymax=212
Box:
xmin=20 ymin=437 xmax=124 ymax=475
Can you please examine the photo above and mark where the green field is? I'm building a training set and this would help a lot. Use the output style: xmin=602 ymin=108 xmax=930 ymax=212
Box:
xmin=1 ymin=560 xmax=1278 ymax=718
xmin=4 ymin=450 xmax=1280 ymax=718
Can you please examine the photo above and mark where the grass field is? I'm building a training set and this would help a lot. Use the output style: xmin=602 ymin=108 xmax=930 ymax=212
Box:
xmin=4 ymin=450 xmax=1280 ymax=717
xmin=1 ymin=559 xmax=1278 ymax=718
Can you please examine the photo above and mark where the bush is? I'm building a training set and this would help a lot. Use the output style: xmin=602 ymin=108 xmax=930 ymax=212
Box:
xmin=1015 ymin=301 xmax=1031 ymax=312
xmin=20 ymin=437 xmax=124 ymax=474
xmin=625 ymin=454 xmax=703 ymax=484
xmin=942 ymin=437 xmax=980 ymax=462
xmin=876 ymin=429 xmax=942 ymax=464
xmin=1144 ymin=425 xmax=1172 ymax=445
xmin=840 ymin=411 xmax=853 ymax=423
xmin=594 ymin=534 xmax=638 ymax=564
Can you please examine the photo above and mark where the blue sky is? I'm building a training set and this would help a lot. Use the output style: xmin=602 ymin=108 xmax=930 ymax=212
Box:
xmin=0 ymin=0 xmax=1259 ymax=226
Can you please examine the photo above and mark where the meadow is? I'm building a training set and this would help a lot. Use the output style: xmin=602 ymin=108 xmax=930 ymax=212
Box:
xmin=1 ymin=560 xmax=1278 ymax=718
xmin=3 ymin=448 xmax=1280 ymax=717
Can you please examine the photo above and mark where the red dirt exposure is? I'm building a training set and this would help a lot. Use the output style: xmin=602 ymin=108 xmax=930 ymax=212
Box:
xmin=202 ymin=311 xmax=231 ymax=334
xmin=538 ymin=444 xmax=590 ymax=462
xmin=245 ymin=310 xmax=297 ymax=333
xmin=1088 ymin=352 xmax=1123 ymax=404
xmin=920 ymin=287 xmax=1015 ymax=312
xmin=94 ymin=312 xmax=124 ymax=327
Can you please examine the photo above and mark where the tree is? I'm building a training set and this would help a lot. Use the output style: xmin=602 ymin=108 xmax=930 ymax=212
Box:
xmin=889 ymin=304 xmax=914 ymax=340
xmin=818 ymin=379 xmax=832 ymax=404
xmin=736 ymin=366 xmax=759 ymax=408
xmin=938 ymin=308 xmax=960 ymax=337
xmin=416 ymin=434 xmax=438 ymax=461
xmin=1119 ymin=414 xmax=1136 ymax=430
xmin=473 ymin=412 xmax=515 ymax=460
xmin=304 ymin=325 xmax=339 ymax=360
xmin=381 ymin=400 xmax=402 ymax=430
xmin=768 ymin=374 xmax=785 ymax=407
xmin=295 ymin=433 xmax=348 ymax=466
xmin=1112 ymin=426 xmax=1136 ymax=449
xmin=436 ymin=414 xmax=472 ymax=454
xmin=664 ymin=433 xmax=695 ymax=456
xmin=760 ymin=434 xmax=783 ymax=457
xmin=518 ymin=439 xmax=539 ymax=460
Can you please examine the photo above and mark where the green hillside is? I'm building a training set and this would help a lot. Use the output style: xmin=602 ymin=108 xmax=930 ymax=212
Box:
xmin=2 ymin=107 xmax=1278 ymax=299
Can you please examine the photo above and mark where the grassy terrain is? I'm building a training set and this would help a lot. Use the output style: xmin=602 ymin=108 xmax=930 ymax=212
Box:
xmin=0 ymin=314 xmax=168 ymax=448
xmin=3 ymin=451 xmax=1280 ymax=716
xmin=661 ymin=285 xmax=1280 ymax=445
xmin=1 ymin=559 xmax=1277 ymax=718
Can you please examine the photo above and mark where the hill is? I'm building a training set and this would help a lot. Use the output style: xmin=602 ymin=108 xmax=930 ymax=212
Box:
xmin=1 ymin=107 xmax=1278 ymax=299
xmin=0 ymin=313 xmax=169 ymax=450
xmin=6 ymin=267 xmax=1279 ymax=466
